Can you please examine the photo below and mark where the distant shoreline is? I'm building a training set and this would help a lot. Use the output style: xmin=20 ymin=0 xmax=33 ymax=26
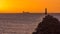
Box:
xmin=0 ymin=13 xmax=59 ymax=14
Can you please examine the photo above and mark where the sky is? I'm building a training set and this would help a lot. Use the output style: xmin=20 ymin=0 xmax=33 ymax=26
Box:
xmin=0 ymin=0 xmax=60 ymax=13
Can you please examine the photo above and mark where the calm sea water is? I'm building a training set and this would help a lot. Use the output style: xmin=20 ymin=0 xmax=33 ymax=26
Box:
xmin=0 ymin=13 xmax=60 ymax=34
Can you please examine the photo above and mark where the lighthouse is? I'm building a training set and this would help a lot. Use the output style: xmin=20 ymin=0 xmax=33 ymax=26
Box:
xmin=45 ymin=8 xmax=47 ymax=15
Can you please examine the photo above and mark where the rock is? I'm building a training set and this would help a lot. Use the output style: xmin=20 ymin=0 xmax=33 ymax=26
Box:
xmin=32 ymin=15 xmax=60 ymax=34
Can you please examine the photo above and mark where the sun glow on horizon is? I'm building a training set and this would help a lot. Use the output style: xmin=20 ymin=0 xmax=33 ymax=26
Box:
xmin=0 ymin=0 xmax=60 ymax=13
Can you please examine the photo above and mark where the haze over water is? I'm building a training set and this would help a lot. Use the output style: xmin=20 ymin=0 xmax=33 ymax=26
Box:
xmin=0 ymin=13 xmax=60 ymax=34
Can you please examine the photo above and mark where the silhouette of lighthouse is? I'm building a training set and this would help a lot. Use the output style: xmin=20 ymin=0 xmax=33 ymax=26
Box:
xmin=45 ymin=8 xmax=47 ymax=15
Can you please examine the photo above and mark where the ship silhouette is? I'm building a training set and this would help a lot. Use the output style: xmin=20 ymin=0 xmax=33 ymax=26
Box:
xmin=23 ymin=11 xmax=30 ymax=14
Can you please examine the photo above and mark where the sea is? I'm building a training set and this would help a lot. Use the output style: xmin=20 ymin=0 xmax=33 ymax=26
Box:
xmin=0 ymin=13 xmax=60 ymax=34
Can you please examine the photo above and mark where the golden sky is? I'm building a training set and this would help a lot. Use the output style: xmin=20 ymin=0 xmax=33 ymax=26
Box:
xmin=0 ymin=0 xmax=60 ymax=13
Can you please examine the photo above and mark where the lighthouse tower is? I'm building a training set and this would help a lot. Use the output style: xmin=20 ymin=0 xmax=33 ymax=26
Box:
xmin=45 ymin=8 xmax=47 ymax=15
